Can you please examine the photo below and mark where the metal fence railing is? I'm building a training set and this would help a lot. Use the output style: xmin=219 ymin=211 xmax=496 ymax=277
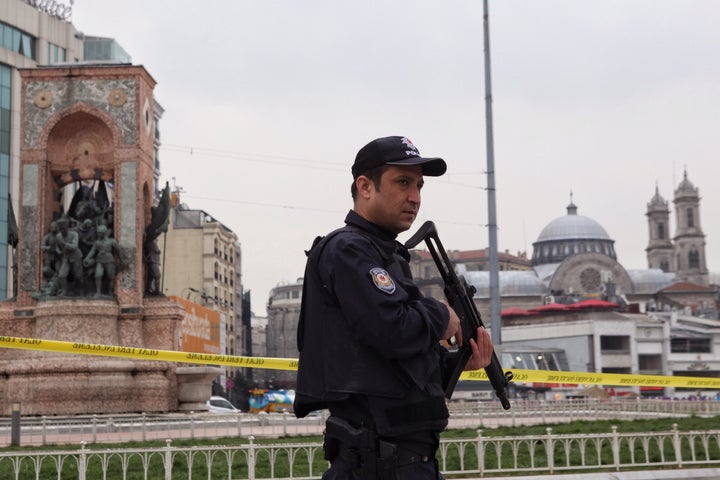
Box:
xmin=1 ymin=398 xmax=718 ymax=447
xmin=0 ymin=425 xmax=718 ymax=479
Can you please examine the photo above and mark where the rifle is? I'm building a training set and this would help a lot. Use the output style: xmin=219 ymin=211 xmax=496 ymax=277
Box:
xmin=406 ymin=221 xmax=513 ymax=409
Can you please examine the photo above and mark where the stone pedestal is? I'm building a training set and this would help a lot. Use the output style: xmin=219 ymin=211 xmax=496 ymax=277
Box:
xmin=176 ymin=366 xmax=223 ymax=412
xmin=0 ymin=297 xmax=183 ymax=416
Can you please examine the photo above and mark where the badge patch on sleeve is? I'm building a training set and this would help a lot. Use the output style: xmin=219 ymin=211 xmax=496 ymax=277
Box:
xmin=370 ymin=267 xmax=396 ymax=294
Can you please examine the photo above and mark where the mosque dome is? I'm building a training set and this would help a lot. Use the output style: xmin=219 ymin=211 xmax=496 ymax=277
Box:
xmin=532 ymin=201 xmax=616 ymax=266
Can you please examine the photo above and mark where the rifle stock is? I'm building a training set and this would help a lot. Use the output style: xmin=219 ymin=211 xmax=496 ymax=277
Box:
xmin=406 ymin=221 xmax=513 ymax=410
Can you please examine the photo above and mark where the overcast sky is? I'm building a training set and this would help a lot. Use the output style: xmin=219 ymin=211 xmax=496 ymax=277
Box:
xmin=72 ymin=1 xmax=720 ymax=315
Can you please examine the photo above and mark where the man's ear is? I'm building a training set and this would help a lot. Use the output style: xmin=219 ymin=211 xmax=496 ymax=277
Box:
xmin=355 ymin=175 xmax=373 ymax=199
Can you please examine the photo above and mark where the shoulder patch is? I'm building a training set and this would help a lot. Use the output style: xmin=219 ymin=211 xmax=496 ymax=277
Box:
xmin=369 ymin=267 xmax=396 ymax=294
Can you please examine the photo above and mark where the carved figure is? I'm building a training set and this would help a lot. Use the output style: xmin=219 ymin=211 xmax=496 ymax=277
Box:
xmin=39 ymin=266 xmax=60 ymax=297
xmin=69 ymin=186 xmax=101 ymax=222
xmin=83 ymin=224 xmax=121 ymax=297
xmin=77 ymin=218 xmax=96 ymax=257
xmin=41 ymin=221 xmax=61 ymax=272
xmin=55 ymin=217 xmax=84 ymax=296
xmin=143 ymin=182 xmax=170 ymax=295
xmin=144 ymin=238 xmax=162 ymax=294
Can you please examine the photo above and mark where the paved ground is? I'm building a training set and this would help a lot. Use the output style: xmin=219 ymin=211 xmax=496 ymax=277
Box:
xmin=474 ymin=467 xmax=720 ymax=480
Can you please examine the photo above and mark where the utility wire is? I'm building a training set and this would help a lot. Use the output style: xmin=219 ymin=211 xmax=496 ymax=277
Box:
xmin=182 ymin=194 xmax=484 ymax=227
xmin=161 ymin=143 xmax=485 ymax=189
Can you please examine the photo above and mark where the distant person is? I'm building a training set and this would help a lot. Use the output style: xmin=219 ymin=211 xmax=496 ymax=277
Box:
xmin=294 ymin=136 xmax=494 ymax=479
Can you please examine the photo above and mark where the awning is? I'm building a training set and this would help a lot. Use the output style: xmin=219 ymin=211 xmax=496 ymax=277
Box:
xmin=566 ymin=299 xmax=619 ymax=309
xmin=528 ymin=303 xmax=569 ymax=312
xmin=501 ymin=307 xmax=538 ymax=317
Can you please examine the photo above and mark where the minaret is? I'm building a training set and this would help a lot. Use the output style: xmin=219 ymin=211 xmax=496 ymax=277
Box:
xmin=672 ymin=169 xmax=708 ymax=285
xmin=645 ymin=184 xmax=674 ymax=272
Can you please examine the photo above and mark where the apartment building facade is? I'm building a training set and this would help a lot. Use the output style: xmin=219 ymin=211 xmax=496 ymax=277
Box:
xmin=160 ymin=193 xmax=243 ymax=385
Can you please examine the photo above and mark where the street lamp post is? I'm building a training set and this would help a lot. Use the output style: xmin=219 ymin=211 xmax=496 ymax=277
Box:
xmin=483 ymin=0 xmax=502 ymax=346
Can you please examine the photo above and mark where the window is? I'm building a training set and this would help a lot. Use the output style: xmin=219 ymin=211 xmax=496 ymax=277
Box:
xmin=639 ymin=354 xmax=662 ymax=371
xmin=671 ymin=337 xmax=711 ymax=353
xmin=657 ymin=222 xmax=665 ymax=240
xmin=0 ymin=22 xmax=36 ymax=60
xmin=600 ymin=335 xmax=629 ymax=352
xmin=687 ymin=208 xmax=695 ymax=228
xmin=660 ymin=260 xmax=670 ymax=272
xmin=689 ymin=250 xmax=700 ymax=269
xmin=535 ymin=354 xmax=549 ymax=370
xmin=47 ymin=43 xmax=67 ymax=64
xmin=0 ymin=64 xmax=9 ymax=298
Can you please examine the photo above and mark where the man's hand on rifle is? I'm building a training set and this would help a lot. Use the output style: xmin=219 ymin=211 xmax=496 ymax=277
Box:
xmin=464 ymin=327 xmax=493 ymax=371
xmin=440 ymin=301 xmax=462 ymax=347
xmin=439 ymin=302 xmax=493 ymax=369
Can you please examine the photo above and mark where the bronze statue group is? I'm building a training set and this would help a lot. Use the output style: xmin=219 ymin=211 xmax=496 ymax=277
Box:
xmin=39 ymin=182 xmax=120 ymax=298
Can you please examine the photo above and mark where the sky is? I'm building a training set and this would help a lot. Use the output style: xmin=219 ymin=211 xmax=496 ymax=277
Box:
xmin=71 ymin=1 xmax=720 ymax=316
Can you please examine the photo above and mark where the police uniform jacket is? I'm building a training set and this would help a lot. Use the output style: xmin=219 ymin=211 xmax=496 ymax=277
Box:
xmin=294 ymin=210 xmax=450 ymax=436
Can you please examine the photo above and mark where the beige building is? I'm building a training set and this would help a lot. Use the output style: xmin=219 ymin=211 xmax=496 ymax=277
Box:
xmin=161 ymin=192 xmax=243 ymax=380
xmin=264 ymin=280 xmax=302 ymax=388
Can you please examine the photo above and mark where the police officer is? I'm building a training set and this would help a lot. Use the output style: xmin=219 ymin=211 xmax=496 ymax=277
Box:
xmin=294 ymin=136 xmax=494 ymax=480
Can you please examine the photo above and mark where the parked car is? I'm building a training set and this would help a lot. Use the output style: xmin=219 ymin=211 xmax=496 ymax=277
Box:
xmin=205 ymin=396 xmax=240 ymax=414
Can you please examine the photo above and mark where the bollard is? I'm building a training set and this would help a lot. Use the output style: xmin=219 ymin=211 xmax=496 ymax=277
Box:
xmin=142 ymin=412 xmax=147 ymax=442
xmin=10 ymin=402 xmax=20 ymax=447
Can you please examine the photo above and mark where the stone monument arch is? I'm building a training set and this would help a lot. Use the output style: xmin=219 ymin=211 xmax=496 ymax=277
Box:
xmin=0 ymin=65 xmax=185 ymax=415
xmin=19 ymin=67 xmax=158 ymax=305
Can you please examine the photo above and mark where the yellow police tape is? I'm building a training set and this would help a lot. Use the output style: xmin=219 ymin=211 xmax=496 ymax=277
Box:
xmin=1 ymin=335 xmax=719 ymax=389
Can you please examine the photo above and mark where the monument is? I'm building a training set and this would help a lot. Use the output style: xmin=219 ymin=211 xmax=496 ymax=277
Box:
xmin=0 ymin=64 xmax=185 ymax=415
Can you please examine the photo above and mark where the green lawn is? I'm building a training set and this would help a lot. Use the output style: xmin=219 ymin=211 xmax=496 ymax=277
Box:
xmin=1 ymin=416 xmax=718 ymax=479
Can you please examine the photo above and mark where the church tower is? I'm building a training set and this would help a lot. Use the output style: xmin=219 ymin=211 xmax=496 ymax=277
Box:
xmin=672 ymin=169 xmax=708 ymax=285
xmin=645 ymin=185 xmax=674 ymax=273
